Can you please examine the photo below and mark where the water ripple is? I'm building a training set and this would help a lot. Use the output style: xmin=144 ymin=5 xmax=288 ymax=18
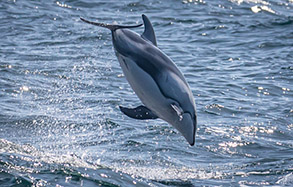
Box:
xmin=1 ymin=0 xmax=292 ymax=186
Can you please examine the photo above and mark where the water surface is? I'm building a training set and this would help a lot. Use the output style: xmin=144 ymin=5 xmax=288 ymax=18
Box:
xmin=0 ymin=0 xmax=292 ymax=186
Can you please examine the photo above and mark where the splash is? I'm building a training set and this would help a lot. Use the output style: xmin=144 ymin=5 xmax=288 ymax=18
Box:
xmin=112 ymin=164 xmax=228 ymax=180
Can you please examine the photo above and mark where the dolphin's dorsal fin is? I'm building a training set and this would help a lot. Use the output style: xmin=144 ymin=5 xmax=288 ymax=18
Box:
xmin=141 ymin=14 xmax=157 ymax=46
xmin=119 ymin=105 xmax=158 ymax=120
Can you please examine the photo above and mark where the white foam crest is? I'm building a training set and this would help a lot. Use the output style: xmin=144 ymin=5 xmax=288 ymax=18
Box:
xmin=251 ymin=5 xmax=276 ymax=13
xmin=229 ymin=0 xmax=269 ymax=5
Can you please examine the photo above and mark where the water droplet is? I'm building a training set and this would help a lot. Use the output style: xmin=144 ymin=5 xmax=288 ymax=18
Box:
xmin=20 ymin=86 xmax=29 ymax=92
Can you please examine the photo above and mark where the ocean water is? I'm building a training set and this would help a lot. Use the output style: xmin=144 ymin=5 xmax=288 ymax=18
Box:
xmin=0 ymin=0 xmax=292 ymax=186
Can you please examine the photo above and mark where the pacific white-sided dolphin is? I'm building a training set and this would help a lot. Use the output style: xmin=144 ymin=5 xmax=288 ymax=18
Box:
xmin=81 ymin=15 xmax=197 ymax=145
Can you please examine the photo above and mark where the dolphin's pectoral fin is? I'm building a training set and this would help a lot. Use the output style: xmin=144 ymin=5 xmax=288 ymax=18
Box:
xmin=170 ymin=103 xmax=184 ymax=120
xmin=171 ymin=103 xmax=183 ymax=116
xmin=141 ymin=14 xmax=157 ymax=46
xmin=119 ymin=105 xmax=158 ymax=120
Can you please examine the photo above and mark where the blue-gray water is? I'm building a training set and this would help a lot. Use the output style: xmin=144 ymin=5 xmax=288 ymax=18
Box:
xmin=0 ymin=0 xmax=293 ymax=186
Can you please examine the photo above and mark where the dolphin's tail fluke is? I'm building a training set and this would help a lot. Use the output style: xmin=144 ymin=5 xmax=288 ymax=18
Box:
xmin=80 ymin=18 xmax=143 ymax=31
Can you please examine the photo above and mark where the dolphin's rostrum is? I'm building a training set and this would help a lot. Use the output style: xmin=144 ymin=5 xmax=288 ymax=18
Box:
xmin=81 ymin=15 xmax=197 ymax=146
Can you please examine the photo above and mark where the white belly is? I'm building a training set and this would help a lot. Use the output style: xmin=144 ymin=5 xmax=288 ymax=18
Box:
xmin=116 ymin=54 xmax=173 ymax=120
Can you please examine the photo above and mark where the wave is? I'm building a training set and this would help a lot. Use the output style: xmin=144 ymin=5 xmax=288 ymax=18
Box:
xmin=0 ymin=139 xmax=149 ymax=187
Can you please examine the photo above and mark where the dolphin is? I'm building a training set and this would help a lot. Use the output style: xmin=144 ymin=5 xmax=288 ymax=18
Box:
xmin=80 ymin=15 xmax=197 ymax=145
